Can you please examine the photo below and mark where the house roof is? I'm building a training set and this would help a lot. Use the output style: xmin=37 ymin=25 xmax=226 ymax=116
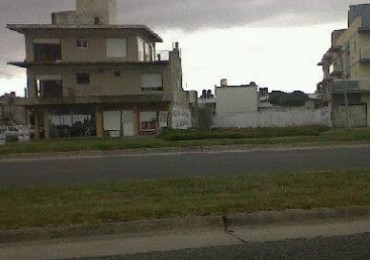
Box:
xmin=6 ymin=24 xmax=163 ymax=42
xmin=216 ymin=85 xmax=257 ymax=89
xmin=8 ymin=61 xmax=170 ymax=68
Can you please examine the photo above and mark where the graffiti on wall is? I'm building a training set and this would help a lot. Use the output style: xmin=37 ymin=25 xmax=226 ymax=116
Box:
xmin=171 ymin=107 xmax=192 ymax=129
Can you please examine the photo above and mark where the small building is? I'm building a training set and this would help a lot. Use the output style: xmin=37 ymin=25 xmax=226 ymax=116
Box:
xmin=215 ymin=79 xmax=258 ymax=116
xmin=258 ymin=87 xmax=277 ymax=109
xmin=7 ymin=0 xmax=191 ymax=139
xmin=198 ymin=89 xmax=216 ymax=129
xmin=0 ymin=92 xmax=27 ymax=125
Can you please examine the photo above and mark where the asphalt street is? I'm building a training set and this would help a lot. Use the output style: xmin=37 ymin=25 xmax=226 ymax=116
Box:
xmin=82 ymin=233 xmax=370 ymax=260
xmin=1 ymin=145 xmax=370 ymax=186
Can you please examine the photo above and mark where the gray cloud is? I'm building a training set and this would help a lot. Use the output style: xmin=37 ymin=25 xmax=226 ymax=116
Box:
xmin=0 ymin=0 xmax=365 ymax=85
xmin=116 ymin=0 xmax=355 ymax=29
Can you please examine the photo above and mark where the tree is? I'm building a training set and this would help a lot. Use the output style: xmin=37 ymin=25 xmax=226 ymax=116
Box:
xmin=268 ymin=91 xmax=308 ymax=107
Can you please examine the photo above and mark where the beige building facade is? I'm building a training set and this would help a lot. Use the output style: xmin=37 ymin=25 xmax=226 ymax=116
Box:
xmin=7 ymin=0 xmax=191 ymax=139
xmin=318 ymin=4 xmax=370 ymax=128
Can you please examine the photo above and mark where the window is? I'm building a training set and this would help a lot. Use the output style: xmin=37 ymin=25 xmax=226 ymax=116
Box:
xmin=144 ymin=42 xmax=150 ymax=61
xmin=103 ymin=111 xmax=121 ymax=131
xmin=36 ymin=80 xmax=63 ymax=98
xmin=48 ymin=107 xmax=96 ymax=138
xmin=141 ymin=73 xmax=163 ymax=91
xmin=76 ymin=38 xmax=88 ymax=48
xmin=114 ymin=71 xmax=121 ymax=77
xmin=35 ymin=75 xmax=63 ymax=98
xmin=140 ymin=111 xmax=157 ymax=131
xmin=76 ymin=73 xmax=90 ymax=85
xmin=33 ymin=43 xmax=61 ymax=62
xmin=137 ymin=37 xmax=144 ymax=61
xmin=94 ymin=17 xmax=100 ymax=25
xmin=106 ymin=38 xmax=127 ymax=58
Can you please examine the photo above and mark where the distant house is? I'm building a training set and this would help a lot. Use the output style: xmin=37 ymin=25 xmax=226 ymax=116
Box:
xmin=0 ymin=92 xmax=26 ymax=125
xmin=215 ymin=79 xmax=258 ymax=116
xmin=258 ymin=87 xmax=278 ymax=109
xmin=198 ymin=89 xmax=216 ymax=129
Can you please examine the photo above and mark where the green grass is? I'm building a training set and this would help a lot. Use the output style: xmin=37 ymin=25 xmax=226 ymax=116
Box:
xmin=1 ymin=169 xmax=370 ymax=230
xmin=158 ymin=126 xmax=329 ymax=141
xmin=1 ymin=128 xmax=370 ymax=156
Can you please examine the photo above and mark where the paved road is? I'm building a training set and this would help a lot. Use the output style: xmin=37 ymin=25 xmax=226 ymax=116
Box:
xmin=86 ymin=233 xmax=370 ymax=260
xmin=1 ymin=146 xmax=370 ymax=186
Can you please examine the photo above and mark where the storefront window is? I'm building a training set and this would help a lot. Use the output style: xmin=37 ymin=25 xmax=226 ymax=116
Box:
xmin=48 ymin=107 xmax=96 ymax=138
xmin=140 ymin=111 xmax=157 ymax=131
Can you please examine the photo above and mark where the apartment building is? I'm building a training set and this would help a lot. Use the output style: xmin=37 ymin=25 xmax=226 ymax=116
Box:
xmin=7 ymin=0 xmax=191 ymax=139
xmin=318 ymin=4 xmax=370 ymax=128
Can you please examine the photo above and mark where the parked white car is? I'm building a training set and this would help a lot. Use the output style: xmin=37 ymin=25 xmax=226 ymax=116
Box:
xmin=0 ymin=125 xmax=35 ymax=140
xmin=0 ymin=127 xmax=6 ymax=145
xmin=16 ymin=125 xmax=35 ymax=137
xmin=0 ymin=125 xmax=19 ymax=140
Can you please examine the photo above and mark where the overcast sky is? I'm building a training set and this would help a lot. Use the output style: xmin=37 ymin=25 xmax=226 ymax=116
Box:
xmin=0 ymin=0 xmax=366 ymax=96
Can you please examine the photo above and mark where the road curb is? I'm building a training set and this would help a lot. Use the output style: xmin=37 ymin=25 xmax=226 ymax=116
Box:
xmin=1 ymin=207 xmax=370 ymax=244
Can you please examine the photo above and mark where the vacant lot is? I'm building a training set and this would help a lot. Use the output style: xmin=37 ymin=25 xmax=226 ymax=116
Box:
xmin=1 ymin=128 xmax=370 ymax=156
xmin=1 ymin=169 xmax=370 ymax=230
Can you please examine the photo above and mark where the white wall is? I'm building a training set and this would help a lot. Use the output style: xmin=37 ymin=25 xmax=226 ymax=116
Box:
xmin=216 ymin=87 xmax=258 ymax=115
xmin=213 ymin=107 xmax=331 ymax=128
xmin=76 ymin=0 xmax=117 ymax=24
xmin=171 ymin=107 xmax=192 ymax=129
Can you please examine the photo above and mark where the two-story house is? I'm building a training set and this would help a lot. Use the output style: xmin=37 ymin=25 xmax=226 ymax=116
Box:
xmin=7 ymin=0 xmax=191 ymax=139
xmin=318 ymin=4 xmax=370 ymax=128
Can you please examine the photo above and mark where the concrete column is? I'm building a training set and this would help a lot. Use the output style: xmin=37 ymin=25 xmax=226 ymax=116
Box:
xmin=43 ymin=109 xmax=50 ymax=139
xmin=168 ymin=104 xmax=173 ymax=128
xmin=367 ymin=95 xmax=370 ymax=127
xmin=34 ymin=111 xmax=40 ymax=140
xmin=134 ymin=105 xmax=139 ymax=135
xmin=96 ymin=107 xmax=104 ymax=138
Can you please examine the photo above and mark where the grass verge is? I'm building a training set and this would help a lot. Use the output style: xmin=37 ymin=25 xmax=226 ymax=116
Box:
xmin=158 ymin=126 xmax=329 ymax=141
xmin=1 ymin=169 xmax=370 ymax=230
xmin=1 ymin=128 xmax=370 ymax=156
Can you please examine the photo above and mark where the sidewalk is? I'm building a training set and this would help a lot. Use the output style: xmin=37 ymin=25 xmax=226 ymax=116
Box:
xmin=1 ymin=208 xmax=370 ymax=259
xmin=1 ymin=217 xmax=370 ymax=260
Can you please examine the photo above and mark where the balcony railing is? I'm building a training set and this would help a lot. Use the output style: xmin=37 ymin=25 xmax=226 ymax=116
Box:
xmin=155 ymin=50 xmax=170 ymax=61
xmin=331 ymin=79 xmax=370 ymax=93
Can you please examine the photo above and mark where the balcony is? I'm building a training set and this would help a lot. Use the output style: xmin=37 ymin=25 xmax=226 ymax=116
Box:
xmin=33 ymin=43 xmax=62 ymax=63
xmin=360 ymin=46 xmax=370 ymax=63
xmin=331 ymin=79 xmax=370 ymax=93
xmin=155 ymin=50 xmax=170 ymax=62
xmin=15 ymin=94 xmax=173 ymax=107
xmin=330 ymin=62 xmax=343 ymax=78
xmin=36 ymin=80 xmax=63 ymax=98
